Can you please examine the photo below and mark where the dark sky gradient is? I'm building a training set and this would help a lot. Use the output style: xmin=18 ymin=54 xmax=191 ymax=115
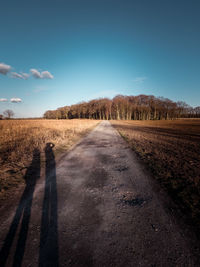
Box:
xmin=0 ymin=0 xmax=200 ymax=117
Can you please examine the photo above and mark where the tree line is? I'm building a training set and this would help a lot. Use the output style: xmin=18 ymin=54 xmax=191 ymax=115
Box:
xmin=43 ymin=95 xmax=200 ymax=120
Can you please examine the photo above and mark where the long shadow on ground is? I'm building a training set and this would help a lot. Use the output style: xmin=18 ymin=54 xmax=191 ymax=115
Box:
xmin=0 ymin=148 xmax=41 ymax=267
xmin=39 ymin=143 xmax=59 ymax=267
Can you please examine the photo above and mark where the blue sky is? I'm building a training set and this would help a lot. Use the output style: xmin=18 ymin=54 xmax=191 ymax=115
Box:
xmin=0 ymin=0 xmax=200 ymax=117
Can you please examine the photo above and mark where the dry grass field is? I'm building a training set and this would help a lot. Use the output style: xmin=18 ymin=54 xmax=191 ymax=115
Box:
xmin=0 ymin=119 xmax=99 ymax=197
xmin=111 ymin=119 xmax=200 ymax=227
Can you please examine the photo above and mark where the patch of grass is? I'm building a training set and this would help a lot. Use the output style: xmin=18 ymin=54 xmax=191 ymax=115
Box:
xmin=0 ymin=119 xmax=100 ymax=197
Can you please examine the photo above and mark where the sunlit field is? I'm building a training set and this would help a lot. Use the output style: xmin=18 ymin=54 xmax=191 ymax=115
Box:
xmin=111 ymin=119 xmax=200 ymax=227
xmin=0 ymin=119 xmax=100 ymax=196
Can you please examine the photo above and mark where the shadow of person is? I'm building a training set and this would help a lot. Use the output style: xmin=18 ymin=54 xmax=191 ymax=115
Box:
xmin=39 ymin=143 xmax=59 ymax=267
xmin=0 ymin=148 xmax=40 ymax=267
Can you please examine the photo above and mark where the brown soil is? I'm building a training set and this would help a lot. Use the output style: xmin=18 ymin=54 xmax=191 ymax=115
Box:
xmin=0 ymin=121 xmax=199 ymax=266
xmin=111 ymin=119 xmax=200 ymax=230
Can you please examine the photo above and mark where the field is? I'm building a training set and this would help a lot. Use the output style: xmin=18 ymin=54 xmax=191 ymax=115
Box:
xmin=1 ymin=118 xmax=200 ymax=227
xmin=0 ymin=119 xmax=99 ymax=197
xmin=111 ymin=119 xmax=200 ymax=227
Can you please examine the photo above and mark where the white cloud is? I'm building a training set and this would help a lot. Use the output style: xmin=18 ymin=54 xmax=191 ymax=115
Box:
xmin=30 ymin=69 xmax=54 ymax=79
xmin=132 ymin=76 xmax=147 ymax=83
xmin=0 ymin=64 xmax=53 ymax=79
xmin=21 ymin=73 xmax=30 ymax=79
xmin=0 ymin=63 xmax=11 ymax=75
xmin=11 ymin=72 xmax=29 ymax=79
xmin=10 ymin=98 xmax=22 ymax=103
xmin=0 ymin=98 xmax=8 ymax=102
xmin=30 ymin=69 xmax=42 ymax=79
xmin=41 ymin=71 xmax=54 ymax=79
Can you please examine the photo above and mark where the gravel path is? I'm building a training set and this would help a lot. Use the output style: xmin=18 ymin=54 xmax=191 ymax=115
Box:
xmin=0 ymin=121 xmax=199 ymax=266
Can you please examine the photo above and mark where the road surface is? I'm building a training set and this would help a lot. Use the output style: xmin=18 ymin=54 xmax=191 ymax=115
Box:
xmin=0 ymin=121 xmax=199 ymax=266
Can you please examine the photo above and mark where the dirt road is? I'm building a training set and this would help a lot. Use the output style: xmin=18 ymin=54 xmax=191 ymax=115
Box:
xmin=0 ymin=121 xmax=199 ymax=266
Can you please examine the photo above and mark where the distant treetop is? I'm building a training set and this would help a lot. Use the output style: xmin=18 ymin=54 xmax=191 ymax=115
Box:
xmin=44 ymin=94 xmax=199 ymax=120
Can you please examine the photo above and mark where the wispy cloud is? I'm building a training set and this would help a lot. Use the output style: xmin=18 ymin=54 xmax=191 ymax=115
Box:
xmin=132 ymin=76 xmax=147 ymax=83
xmin=0 ymin=98 xmax=8 ymax=102
xmin=11 ymin=72 xmax=29 ymax=79
xmin=10 ymin=98 xmax=22 ymax=103
xmin=0 ymin=64 xmax=54 ymax=80
xmin=30 ymin=69 xmax=54 ymax=79
xmin=33 ymin=86 xmax=48 ymax=93
xmin=0 ymin=63 xmax=11 ymax=75
xmin=90 ymin=90 xmax=120 ymax=99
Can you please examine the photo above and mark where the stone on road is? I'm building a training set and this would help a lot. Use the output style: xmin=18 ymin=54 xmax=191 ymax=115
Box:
xmin=0 ymin=121 xmax=199 ymax=266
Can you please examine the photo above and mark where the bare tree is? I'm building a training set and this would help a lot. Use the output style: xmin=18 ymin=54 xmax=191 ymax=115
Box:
xmin=3 ymin=109 xmax=14 ymax=119
xmin=43 ymin=94 xmax=194 ymax=120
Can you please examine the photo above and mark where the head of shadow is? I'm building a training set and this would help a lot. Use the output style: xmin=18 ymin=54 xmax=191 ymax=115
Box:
xmin=39 ymin=142 xmax=59 ymax=266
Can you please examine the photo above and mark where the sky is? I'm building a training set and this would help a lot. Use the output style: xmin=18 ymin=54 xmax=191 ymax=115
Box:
xmin=0 ymin=0 xmax=200 ymax=118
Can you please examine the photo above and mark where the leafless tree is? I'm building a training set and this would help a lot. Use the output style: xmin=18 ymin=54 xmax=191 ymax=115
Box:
xmin=3 ymin=109 xmax=14 ymax=119
xmin=43 ymin=94 xmax=196 ymax=120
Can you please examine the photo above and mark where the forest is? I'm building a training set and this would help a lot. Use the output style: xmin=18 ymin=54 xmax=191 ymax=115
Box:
xmin=44 ymin=94 xmax=200 ymax=120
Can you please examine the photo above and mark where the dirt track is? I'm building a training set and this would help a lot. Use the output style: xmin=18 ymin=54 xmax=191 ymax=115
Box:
xmin=0 ymin=121 xmax=199 ymax=266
